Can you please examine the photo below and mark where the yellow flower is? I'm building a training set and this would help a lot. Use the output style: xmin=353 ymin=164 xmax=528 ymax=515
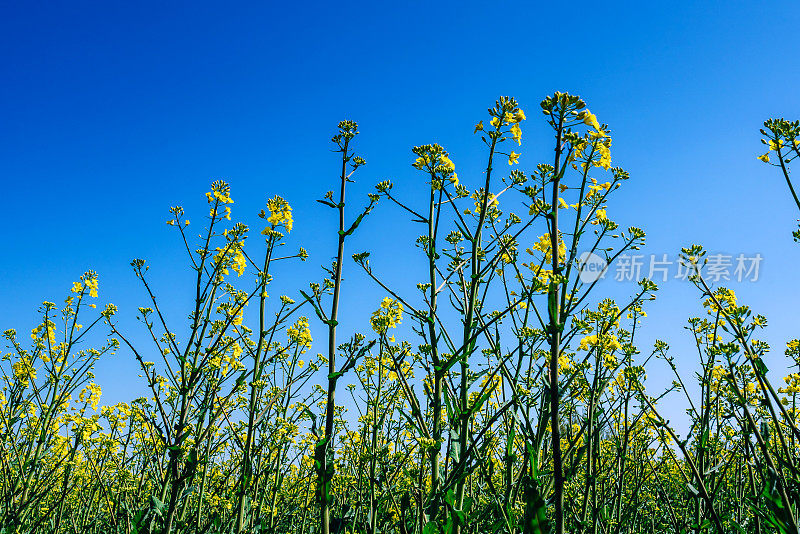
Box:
xmin=508 ymin=151 xmax=520 ymax=165
xmin=757 ymin=153 xmax=770 ymax=163
xmin=206 ymin=183 xmax=234 ymax=204
xmin=440 ymin=154 xmax=455 ymax=172
xmin=490 ymin=117 xmax=501 ymax=128
xmin=231 ymin=249 xmax=246 ymax=276
xmin=84 ymin=277 xmax=99 ymax=298
xmin=595 ymin=142 xmax=611 ymax=170
xmin=557 ymin=198 xmax=569 ymax=209
xmin=583 ymin=112 xmax=601 ymax=131
xmin=526 ymin=233 xmax=566 ymax=268
xmin=591 ymin=208 xmax=607 ymax=225
xmin=12 ymin=358 xmax=37 ymax=386
xmin=510 ymin=123 xmax=522 ymax=145
xmin=474 ymin=121 xmax=484 ymax=133
xmin=513 ymin=109 xmax=526 ymax=122
xmin=287 ymin=317 xmax=313 ymax=349
xmin=370 ymin=297 xmax=403 ymax=334
xmin=265 ymin=196 xmax=293 ymax=233
xmin=578 ymin=333 xmax=622 ymax=354
xmin=87 ymin=383 xmax=102 ymax=410
xmin=589 ymin=128 xmax=608 ymax=139
xmin=769 ymin=139 xmax=784 ymax=151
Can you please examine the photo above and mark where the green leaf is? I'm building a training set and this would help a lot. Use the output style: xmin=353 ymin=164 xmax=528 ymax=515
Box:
xmin=150 ymin=495 xmax=165 ymax=517
xmin=753 ymin=357 xmax=768 ymax=377
xmin=299 ymin=290 xmax=326 ymax=323
xmin=469 ymin=388 xmax=494 ymax=416
xmin=520 ymin=475 xmax=552 ymax=534
xmin=506 ymin=423 xmax=516 ymax=457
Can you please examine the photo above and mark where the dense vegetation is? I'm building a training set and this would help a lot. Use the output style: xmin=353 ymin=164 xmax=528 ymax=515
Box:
xmin=2 ymin=94 xmax=799 ymax=534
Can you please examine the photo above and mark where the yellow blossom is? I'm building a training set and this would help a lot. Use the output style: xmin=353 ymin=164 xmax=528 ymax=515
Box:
xmin=85 ymin=277 xmax=99 ymax=298
xmin=265 ymin=196 xmax=293 ymax=234
xmin=287 ymin=317 xmax=313 ymax=349
xmin=590 ymin=209 xmax=608 ymax=225
xmin=510 ymin=123 xmax=522 ymax=145
xmin=370 ymin=297 xmax=403 ymax=334
xmin=12 ymin=358 xmax=37 ymax=386
xmin=583 ymin=112 xmax=601 ymax=131
xmin=231 ymin=249 xmax=246 ymax=276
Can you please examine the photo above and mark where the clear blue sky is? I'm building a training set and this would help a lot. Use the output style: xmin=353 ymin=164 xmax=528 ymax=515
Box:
xmin=2 ymin=1 xmax=799 ymax=426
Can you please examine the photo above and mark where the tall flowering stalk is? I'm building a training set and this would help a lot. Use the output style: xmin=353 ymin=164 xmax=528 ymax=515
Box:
xmin=309 ymin=120 xmax=377 ymax=534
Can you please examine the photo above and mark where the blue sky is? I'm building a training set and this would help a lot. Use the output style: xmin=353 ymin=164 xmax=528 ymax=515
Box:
xmin=2 ymin=1 xmax=799 ymax=425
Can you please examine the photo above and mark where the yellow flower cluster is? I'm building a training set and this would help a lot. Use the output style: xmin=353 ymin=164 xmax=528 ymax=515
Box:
xmin=478 ymin=100 xmax=525 ymax=163
xmin=411 ymin=144 xmax=459 ymax=189
xmin=78 ymin=383 xmax=102 ymax=410
xmin=232 ymin=248 xmax=246 ymax=276
xmin=287 ymin=316 xmax=313 ymax=350
xmin=85 ymin=277 xmax=99 ymax=298
xmin=510 ymin=123 xmax=522 ymax=145
xmin=578 ymin=333 xmax=623 ymax=354
xmin=570 ymin=111 xmax=611 ymax=170
xmin=527 ymin=233 xmax=566 ymax=265
xmin=758 ymin=136 xmax=798 ymax=162
xmin=595 ymin=142 xmax=611 ymax=170
xmin=703 ymin=287 xmax=737 ymax=313
xmin=488 ymin=107 xmax=526 ymax=129
xmin=12 ymin=357 xmax=37 ymax=386
xmin=781 ymin=373 xmax=800 ymax=395
xmin=31 ymin=319 xmax=56 ymax=344
xmin=369 ymin=297 xmax=403 ymax=335
xmin=206 ymin=181 xmax=234 ymax=220
xmin=264 ymin=195 xmax=293 ymax=234
xmin=213 ymin=245 xmax=246 ymax=277
xmin=206 ymin=182 xmax=234 ymax=205
xmin=470 ymin=190 xmax=499 ymax=217
xmin=522 ymin=233 xmax=567 ymax=284
xmin=71 ymin=273 xmax=99 ymax=298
